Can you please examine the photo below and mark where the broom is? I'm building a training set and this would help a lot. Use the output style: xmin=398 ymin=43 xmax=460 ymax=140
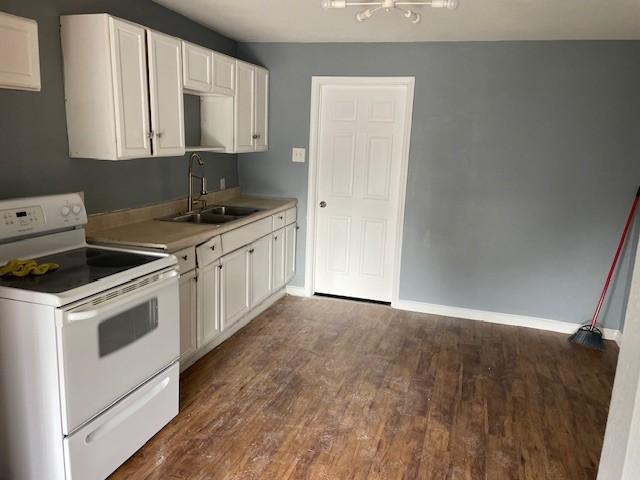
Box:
xmin=569 ymin=185 xmax=640 ymax=350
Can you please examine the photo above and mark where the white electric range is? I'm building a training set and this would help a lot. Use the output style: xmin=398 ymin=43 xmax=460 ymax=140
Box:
xmin=0 ymin=193 xmax=180 ymax=480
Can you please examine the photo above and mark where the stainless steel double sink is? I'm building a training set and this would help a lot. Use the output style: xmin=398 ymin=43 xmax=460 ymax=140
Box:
xmin=159 ymin=205 xmax=264 ymax=225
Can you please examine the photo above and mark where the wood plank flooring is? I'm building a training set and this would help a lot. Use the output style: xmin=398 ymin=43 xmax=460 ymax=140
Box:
xmin=110 ymin=296 xmax=619 ymax=480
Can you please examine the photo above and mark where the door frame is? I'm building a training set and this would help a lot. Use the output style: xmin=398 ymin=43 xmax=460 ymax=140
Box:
xmin=303 ymin=76 xmax=415 ymax=303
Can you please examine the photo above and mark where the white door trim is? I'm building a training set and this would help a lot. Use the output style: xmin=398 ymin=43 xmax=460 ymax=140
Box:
xmin=303 ymin=76 xmax=415 ymax=302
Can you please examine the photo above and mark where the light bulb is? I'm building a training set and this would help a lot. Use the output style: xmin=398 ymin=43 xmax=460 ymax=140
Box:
xmin=431 ymin=0 xmax=458 ymax=8
xmin=446 ymin=0 xmax=459 ymax=10
xmin=403 ymin=9 xmax=421 ymax=23
xmin=321 ymin=0 xmax=347 ymax=9
xmin=356 ymin=9 xmax=373 ymax=21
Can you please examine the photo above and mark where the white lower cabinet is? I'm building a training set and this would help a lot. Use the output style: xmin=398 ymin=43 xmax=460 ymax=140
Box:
xmin=272 ymin=228 xmax=286 ymax=291
xmin=182 ymin=210 xmax=296 ymax=366
xmin=285 ymin=222 xmax=297 ymax=283
xmin=220 ymin=246 xmax=251 ymax=331
xmin=197 ymin=259 xmax=221 ymax=346
xmin=178 ymin=269 xmax=197 ymax=358
xmin=250 ymin=234 xmax=273 ymax=308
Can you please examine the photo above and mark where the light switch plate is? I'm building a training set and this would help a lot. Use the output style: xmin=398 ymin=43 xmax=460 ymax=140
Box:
xmin=292 ymin=148 xmax=306 ymax=163
xmin=220 ymin=178 xmax=226 ymax=190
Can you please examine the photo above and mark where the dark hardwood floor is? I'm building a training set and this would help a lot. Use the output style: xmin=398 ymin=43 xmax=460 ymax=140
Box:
xmin=110 ymin=295 xmax=618 ymax=480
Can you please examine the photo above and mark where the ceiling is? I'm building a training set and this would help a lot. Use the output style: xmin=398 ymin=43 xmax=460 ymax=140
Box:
xmin=152 ymin=0 xmax=640 ymax=43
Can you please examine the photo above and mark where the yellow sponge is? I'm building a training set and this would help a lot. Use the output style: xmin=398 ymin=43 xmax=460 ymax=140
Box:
xmin=0 ymin=259 xmax=60 ymax=278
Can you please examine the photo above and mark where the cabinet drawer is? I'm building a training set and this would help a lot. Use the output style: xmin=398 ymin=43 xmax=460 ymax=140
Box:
xmin=196 ymin=235 xmax=222 ymax=266
xmin=64 ymin=363 xmax=178 ymax=480
xmin=272 ymin=211 xmax=286 ymax=230
xmin=174 ymin=246 xmax=196 ymax=273
xmin=221 ymin=217 xmax=271 ymax=254
xmin=284 ymin=207 xmax=297 ymax=225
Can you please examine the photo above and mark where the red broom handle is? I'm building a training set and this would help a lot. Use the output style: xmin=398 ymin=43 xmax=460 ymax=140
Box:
xmin=591 ymin=185 xmax=640 ymax=328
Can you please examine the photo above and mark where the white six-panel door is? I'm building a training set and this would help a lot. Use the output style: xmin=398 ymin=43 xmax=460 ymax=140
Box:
xmin=108 ymin=17 xmax=151 ymax=159
xmin=314 ymin=83 xmax=410 ymax=302
xmin=146 ymin=30 xmax=185 ymax=157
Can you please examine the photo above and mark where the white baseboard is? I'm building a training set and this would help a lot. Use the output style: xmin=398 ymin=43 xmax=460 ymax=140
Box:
xmin=286 ymin=285 xmax=310 ymax=297
xmin=392 ymin=299 xmax=622 ymax=346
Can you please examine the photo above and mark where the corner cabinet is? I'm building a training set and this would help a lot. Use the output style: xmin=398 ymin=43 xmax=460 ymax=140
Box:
xmin=61 ymin=15 xmax=185 ymax=160
xmin=234 ymin=61 xmax=269 ymax=153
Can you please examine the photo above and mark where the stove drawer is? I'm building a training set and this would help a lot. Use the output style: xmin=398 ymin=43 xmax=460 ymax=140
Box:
xmin=63 ymin=362 xmax=179 ymax=480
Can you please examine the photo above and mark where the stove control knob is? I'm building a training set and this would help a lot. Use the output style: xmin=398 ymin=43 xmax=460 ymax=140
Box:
xmin=61 ymin=206 xmax=71 ymax=217
xmin=72 ymin=205 xmax=82 ymax=215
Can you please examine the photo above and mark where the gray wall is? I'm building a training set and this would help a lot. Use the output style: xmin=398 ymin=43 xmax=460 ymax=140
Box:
xmin=0 ymin=0 xmax=238 ymax=214
xmin=237 ymin=41 xmax=640 ymax=330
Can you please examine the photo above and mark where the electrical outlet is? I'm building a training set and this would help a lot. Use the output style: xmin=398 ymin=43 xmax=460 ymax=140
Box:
xmin=220 ymin=178 xmax=226 ymax=190
xmin=292 ymin=148 xmax=306 ymax=163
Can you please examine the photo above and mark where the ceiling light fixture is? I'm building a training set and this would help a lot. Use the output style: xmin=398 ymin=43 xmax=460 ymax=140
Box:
xmin=321 ymin=0 xmax=459 ymax=24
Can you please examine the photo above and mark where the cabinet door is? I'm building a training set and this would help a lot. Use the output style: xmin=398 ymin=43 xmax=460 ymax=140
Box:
xmin=272 ymin=228 xmax=286 ymax=291
xmin=220 ymin=247 xmax=250 ymax=330
xmin=147 ymin=30 xmax=185 ymax=157
xmin=198 ymin=261 xmax=221 ymax=346
xmin=254 ymin=67 xmax=268 ymax=151
xmin=250 ymin=235 xmax=273 ymax=308
xmin=234 ymin=60 xmax=255 ymax=153
xmin=212 ymin=52 xmax=235 ymax=96
xmin=0 ymin=12 xmax=40 ymax=91
xmin=182 ymin=41 xmax=212 ymax=93
xmin=179 ymin=270 xmax=197 ymax=358
xmin=285 ymin=223 xmax=297 ymax=283
xmin=108 ymin=17 xmax=150 ymax=159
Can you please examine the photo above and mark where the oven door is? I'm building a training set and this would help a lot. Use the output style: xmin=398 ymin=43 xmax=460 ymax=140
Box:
xmin=56 ymin=269 xmax=179 ymax=435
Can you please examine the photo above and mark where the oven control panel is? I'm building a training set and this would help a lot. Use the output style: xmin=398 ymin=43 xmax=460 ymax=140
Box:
xmin=0 ymin=193 xmax=87 ymax=241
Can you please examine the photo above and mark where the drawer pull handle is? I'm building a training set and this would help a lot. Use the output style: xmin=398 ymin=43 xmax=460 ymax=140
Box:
xmin=278 ymin=215 xmax=283 ymax=220
xmin=211 ymin=245 xmax=216 ymax=251
xmin=249 ymin=249 xmax=255 ymax=254
xmin=181 ymin=255 xmax=188 ymax=261
xmin=274 ymin=236 xmax=278 ymax=240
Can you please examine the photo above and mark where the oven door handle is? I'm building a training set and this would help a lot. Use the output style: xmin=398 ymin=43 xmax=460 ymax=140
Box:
xmin=63 ymin=269 xmax=178 ymax=324
xmin=67 ymin=309 xmax=100 ymax=322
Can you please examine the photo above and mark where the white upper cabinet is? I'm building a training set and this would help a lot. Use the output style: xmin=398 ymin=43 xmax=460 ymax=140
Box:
xmin=61 ymin=14 xmax=266 ymax=159
xmin=108 ymin=18 xmax=151 ymax=159
xmin=0 ymin=12 xmax=41 ymax=91
xmin=212 ymin=52 xmax=235 ymax=96
xmin=182 ymin=41 xmax=212 ymax=93
xmin=234 ymin=60 xmax=255 ymax=153
xmin=61 ymin=14 xmax=185 ymax=160
xmin=147 ymin=30 xmax=185 ymax=157
xmin=233 ymin=60 xmax=269 ymax=153
xmin=254 ymin=66 xmax=269 ymax=151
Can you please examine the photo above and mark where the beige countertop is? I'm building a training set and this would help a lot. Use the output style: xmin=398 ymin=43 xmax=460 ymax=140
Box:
xmin=88 ymin=195 xmax=297 ymax=252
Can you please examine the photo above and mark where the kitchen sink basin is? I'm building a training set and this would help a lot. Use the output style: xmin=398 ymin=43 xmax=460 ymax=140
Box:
xmin=158 ymin=205 xmax=263 ymax=225
xmin=161 ymin=212 xmax=240 ymax=225
xmin=202 ymin=205 xmax=263 ymax=217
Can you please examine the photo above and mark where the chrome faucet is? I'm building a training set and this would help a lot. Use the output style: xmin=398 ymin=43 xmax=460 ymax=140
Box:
xmin=187 ymin=152 xmax=208 ymax=213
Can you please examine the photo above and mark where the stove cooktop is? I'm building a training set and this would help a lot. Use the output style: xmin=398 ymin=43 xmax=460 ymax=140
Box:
xmin=0 ymin=247 xmax=161 ymax=294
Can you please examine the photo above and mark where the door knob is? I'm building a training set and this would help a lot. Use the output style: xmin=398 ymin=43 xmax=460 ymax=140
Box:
xmin=319 ymin=201 xmax=327 ymax=208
